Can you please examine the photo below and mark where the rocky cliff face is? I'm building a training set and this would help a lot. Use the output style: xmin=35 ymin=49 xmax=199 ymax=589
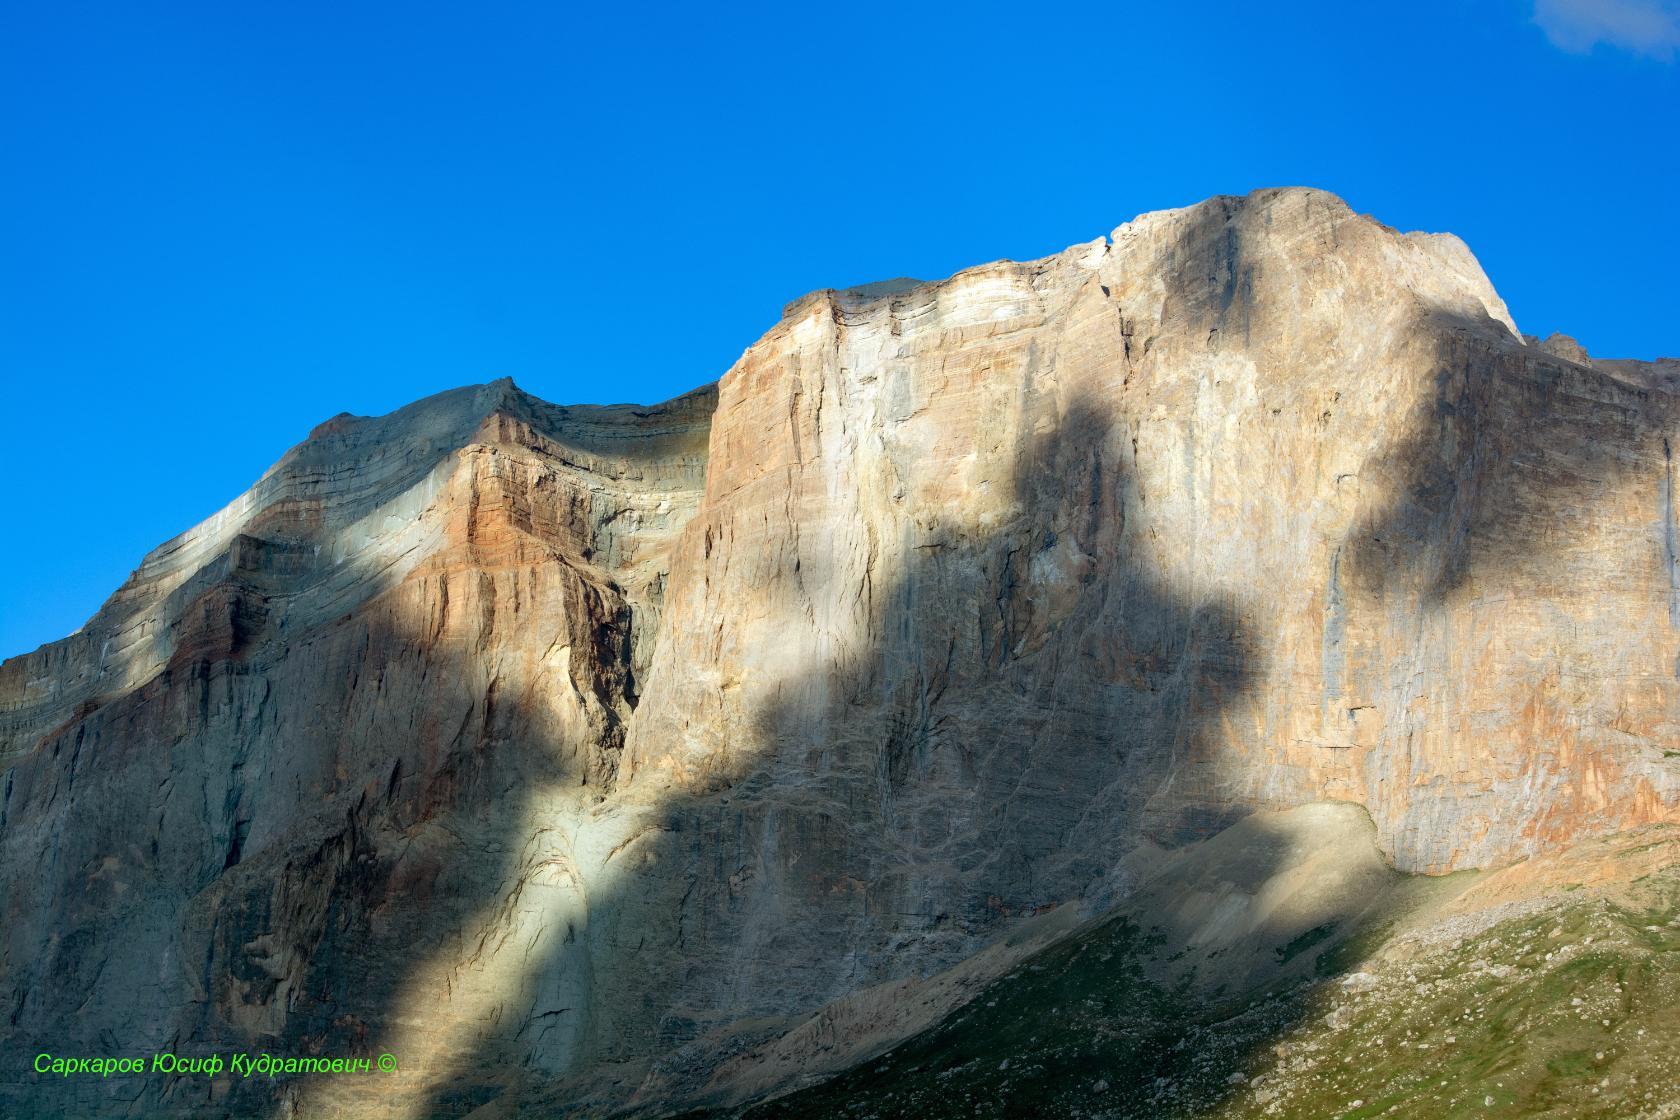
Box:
xmin=2 ymin=187 xmax=1677 ymax=1118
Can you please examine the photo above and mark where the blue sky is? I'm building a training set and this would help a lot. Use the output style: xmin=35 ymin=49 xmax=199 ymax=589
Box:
xmin=1 ymin=0 xmax=1677 ymax=659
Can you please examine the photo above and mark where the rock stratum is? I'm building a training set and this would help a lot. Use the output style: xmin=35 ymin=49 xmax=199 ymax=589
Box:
xmin=3 ymin=187 xmax=1679 ymax=1119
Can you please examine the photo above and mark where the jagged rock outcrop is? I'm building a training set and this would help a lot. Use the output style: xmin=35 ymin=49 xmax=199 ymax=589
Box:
xmin=1 ymin=187 xmax=1677 ymax=1118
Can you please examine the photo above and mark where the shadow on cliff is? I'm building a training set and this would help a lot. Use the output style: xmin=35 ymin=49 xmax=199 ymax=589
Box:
xmin=0 ymin=533 xmax=623 ymax=1117
xmin=1105 ymin=189 xmax=1680 ymax=615
xmin=143 ymin=544 xmax=643 ymax=1120
xmin=350 ymin=381 xmax=1448 ymax=1120
xmin=1345 ymin=305 xmax=1680 ymax=606
xmin=651 ymin=386 xmax=1445 ymax=1119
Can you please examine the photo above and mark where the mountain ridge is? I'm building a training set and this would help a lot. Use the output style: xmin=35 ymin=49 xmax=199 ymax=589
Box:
xmin=3 ymin=186 xmax=1679 ymax=1119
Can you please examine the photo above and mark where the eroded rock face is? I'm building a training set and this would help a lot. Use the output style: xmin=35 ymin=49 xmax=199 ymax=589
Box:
xmin=1 ymin=187 xmax=1677 ymax=1117
xmin=0 ymin=381 xmax=716 ymax=1117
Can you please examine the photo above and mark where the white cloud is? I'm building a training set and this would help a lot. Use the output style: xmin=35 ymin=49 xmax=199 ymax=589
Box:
xmin=1534 ymin=0 xmax=1680 ymax=59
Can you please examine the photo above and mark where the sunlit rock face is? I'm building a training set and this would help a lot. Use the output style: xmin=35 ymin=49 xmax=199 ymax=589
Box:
xmin=2 ymin=187 xmax=1677 ymax=1117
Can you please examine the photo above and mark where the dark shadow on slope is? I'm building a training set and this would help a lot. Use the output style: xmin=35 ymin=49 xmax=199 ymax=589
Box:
xmin=0 ymin=555 xmax=578 ymax=1117
xmin=1345 ymin=306 xmax=1680 ymax=605
xmin=635 ymin=386 xmax=1458 ymax=1119
xmin=384 ymin=380 xmax=1459 ymax=1120
xmin=719 ymin=806 xmax=1454 ymax=1120
xmin=313 ymin=377 xmax=1267 ymax=1120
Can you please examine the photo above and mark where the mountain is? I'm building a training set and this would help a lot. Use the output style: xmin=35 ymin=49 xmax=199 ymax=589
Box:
xmin=2 ymin=187 xmax=1678 ymax=1119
